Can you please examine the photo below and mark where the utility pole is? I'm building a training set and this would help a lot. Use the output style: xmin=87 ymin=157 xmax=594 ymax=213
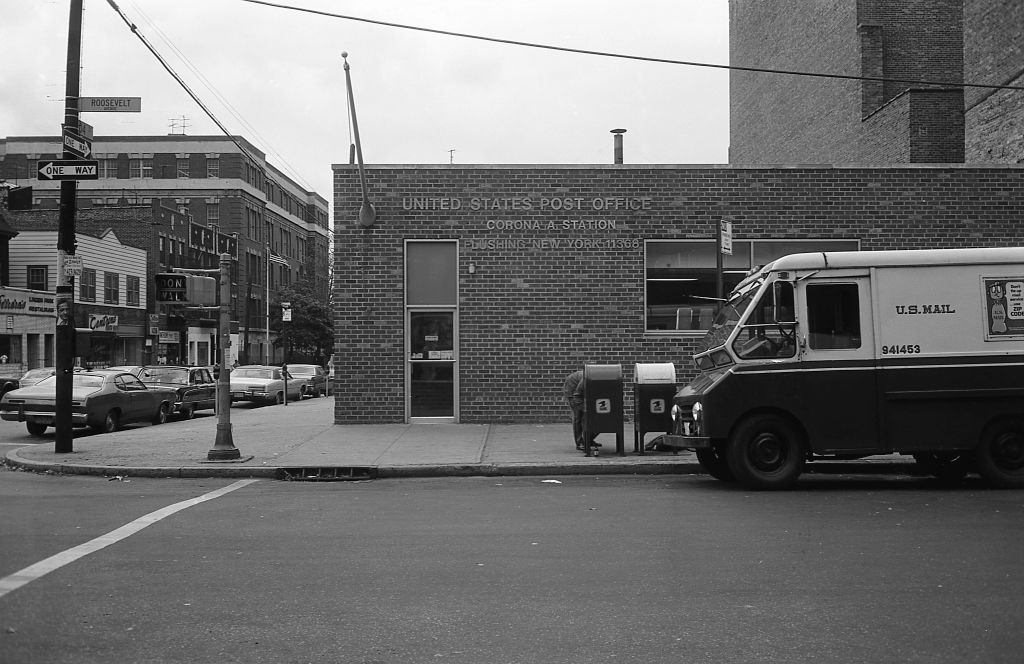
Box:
xmin=55 ymin=0 xmax=83 ymax=453
xmin=208 ymin=253 xmax=239 ymax=460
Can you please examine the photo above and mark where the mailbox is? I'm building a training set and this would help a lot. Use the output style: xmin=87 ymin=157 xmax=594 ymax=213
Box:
xmin=583 ymin=364 xmax=624 ymax=456
xmin=633 ymin=363 xmax=677 ymax=455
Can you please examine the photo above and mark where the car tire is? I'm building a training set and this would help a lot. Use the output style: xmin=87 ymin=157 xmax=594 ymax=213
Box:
xmin=95 ymin=410 xmax=120 ymax=434
xmin=274 ymin=392 xmax=284 ymax=405
xmin=26 ymin=421 xmax=47 ymax=436
xmin=727 ymin=414 xmax=805 ymax=490
xmin=152 ymin=403 xmax=169 ymax=425
xmin=180 ymin=405 xmax=196 ymax=420
xmin=976 ymin=418 xmax=1024 ymax=489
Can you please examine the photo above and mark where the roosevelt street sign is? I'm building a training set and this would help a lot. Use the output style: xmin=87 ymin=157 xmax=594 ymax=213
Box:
xmin=78 ymin=96 xmax=142 ymax=112
xmin=37 ymin=160 xmax=99 ymax=181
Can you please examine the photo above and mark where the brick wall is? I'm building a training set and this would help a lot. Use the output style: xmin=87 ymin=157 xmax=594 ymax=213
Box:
xmin=729 ymin=0 xmax=964 ymax=164
xmin=964 ymin=0 xmax=1024 ymax=163
xmin=333 ymin=164 xmax=1024 ymax=424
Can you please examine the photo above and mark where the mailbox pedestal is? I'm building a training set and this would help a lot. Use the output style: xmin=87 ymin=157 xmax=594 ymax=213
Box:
xmin=583 ymin=364 xmax=624 ymax=456
xmin=633 ymin=363 xmax=677 ymax=455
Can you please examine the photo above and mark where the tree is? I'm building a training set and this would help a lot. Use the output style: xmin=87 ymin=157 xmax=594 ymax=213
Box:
xmin=271 ymin=280 xmax=333 ymax=364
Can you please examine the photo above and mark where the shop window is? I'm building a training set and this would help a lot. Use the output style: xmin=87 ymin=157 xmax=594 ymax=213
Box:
xmin=126 ymin=275 xmax=140 ymax=307
xmin=27 ymin=265 xmax=47 ymax=291
xmin=80 ymin=268 xmax=96 ymax=302
xmin=104 ymin=272 xmax=120 ymax=304
xmin=644 ymin=239 xmax=859 ymax=332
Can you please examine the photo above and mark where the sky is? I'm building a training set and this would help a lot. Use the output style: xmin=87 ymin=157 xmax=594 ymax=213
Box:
xmin=1 ymin=0 xmax=730 ymax=205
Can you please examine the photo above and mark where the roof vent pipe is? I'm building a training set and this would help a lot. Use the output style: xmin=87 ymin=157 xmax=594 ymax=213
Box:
xmin=611 ymin=128 xmax=626 ymax=164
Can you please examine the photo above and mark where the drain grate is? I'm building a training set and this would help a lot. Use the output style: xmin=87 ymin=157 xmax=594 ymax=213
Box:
xmin=278 ymin=466 xmax=376 ymax=481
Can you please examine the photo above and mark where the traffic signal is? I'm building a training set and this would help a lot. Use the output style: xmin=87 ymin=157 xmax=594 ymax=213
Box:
xmin=154 ymin=273 xmax=216 ymax=305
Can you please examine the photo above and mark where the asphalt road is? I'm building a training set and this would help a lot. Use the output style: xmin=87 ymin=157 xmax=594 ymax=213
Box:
xmin=1 ymin=468 xmax=1023 ymax=664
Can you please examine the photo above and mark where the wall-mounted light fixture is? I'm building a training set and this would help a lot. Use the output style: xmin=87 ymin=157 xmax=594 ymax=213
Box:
xmin=468 ymin=262 xmax=477 ymax=274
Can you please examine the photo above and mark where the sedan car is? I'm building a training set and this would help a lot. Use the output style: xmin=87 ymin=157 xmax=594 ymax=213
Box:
xmin=139 ymin=365 xmax=217 ymax=419
xmin=19 ymin=367 xmax=57 ymax=387
xmin=286 ymin=363 xmax=328 ymax=398
xmin=229 ymin=365 xmax=302 ymax=406
xmin=0 ymin=370 xmax=178 ymax=436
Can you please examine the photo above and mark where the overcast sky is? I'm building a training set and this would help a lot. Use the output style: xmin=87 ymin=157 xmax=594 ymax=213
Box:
xmin=2 ymin=0 xmax=729 ymax=203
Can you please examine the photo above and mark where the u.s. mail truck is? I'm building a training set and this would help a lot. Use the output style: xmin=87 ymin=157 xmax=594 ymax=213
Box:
xmin=664 ymin=247 xmax=1024 ymax=489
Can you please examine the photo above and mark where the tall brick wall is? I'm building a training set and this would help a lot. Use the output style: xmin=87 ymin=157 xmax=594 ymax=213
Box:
xmin=964 ymin=0 xmax=1024 ymax=163
xmin=729 ymin=0 xmax=861 ymax=164
xmin=333 ymin=164 xmax=1024 ymax=424
xmin=730 ymin=0 xmax=964 ymax=164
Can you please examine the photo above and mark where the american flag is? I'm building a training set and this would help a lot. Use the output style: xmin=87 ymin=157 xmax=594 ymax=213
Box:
xmin=268 ymin=250 xmax=288 ymax=266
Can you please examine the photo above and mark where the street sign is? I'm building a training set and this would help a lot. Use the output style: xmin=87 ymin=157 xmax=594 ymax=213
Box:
xmin=62 ymin=127 xmax=91 ymax=158
xmin=78 ymin=96 xmax=142 ymax=113
xmin=720 ymin=220 xmax=733 ymax=256
xmin=63 ymin=255 xmax=83 ymax=277
xmin=78 ymin=120 xmax=94 ymax=140
xmin=282 ymin=301 xmax=292 ymax=322
xmin=37 ymin=160 xmax=98 ymax=181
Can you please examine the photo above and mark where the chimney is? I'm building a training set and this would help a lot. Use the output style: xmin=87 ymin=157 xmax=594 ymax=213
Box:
xmin=611 ymin=128 xmax=626 ymax=164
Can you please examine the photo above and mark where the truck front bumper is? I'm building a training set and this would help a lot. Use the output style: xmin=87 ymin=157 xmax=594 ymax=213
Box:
xmin=661 ymin=434 xmax=712 ymax=450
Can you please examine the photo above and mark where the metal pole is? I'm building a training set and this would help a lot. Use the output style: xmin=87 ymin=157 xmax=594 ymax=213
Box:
xmin=265 ymin=244 xmax=270 ymax=364
xmin=55 ymin=0 xmax=83 ymax=454
xmin=342 ymin=52 xmax=376 ymax=227
xmin=208 ymin=253 xmax=239 ymax=460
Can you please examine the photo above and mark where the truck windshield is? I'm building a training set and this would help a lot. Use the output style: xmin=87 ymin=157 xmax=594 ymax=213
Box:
xmin=732 ymin=281 xmax=797 ymax=360
xmin=697 ymin=286 xmax=760 ymax=354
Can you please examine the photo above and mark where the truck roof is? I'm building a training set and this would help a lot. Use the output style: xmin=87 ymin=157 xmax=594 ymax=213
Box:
xmin=767 ymin=246 xmax=1024 ymax=272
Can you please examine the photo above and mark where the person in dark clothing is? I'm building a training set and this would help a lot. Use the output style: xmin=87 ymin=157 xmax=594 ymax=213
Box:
xmin=563 ymin=369 xmax=598 ymax=450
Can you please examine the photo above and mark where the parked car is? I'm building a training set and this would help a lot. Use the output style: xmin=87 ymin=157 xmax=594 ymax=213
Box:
xmin=19 ymin=367 xmax=57 ymax=387
xmin=229 ymin=365 xmax=302 ymax=406
xmin=0 ymin=366 xmax=23 ymax=396
xmin=286 ymin=363 xmax=328 ymax=397
xmin=105 ymin=365 xmax=145 ymax=376
xmin=0 ymin=370 xmax=178 ymax=436
xmin=139 ymin=365 xmax=217 ymax=419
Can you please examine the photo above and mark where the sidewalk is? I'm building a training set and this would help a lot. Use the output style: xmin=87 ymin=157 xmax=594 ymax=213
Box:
xmin=2 ymin=396 xmax=916 ymax=480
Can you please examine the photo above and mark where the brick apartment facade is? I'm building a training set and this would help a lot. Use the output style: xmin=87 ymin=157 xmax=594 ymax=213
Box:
xmin=729 ymin=0 xmax=967 ymax=164
xmin=0 ymin=135 xmax=330 ymax=365
xmin=333 ymin=164 xmax=1024 ymax=424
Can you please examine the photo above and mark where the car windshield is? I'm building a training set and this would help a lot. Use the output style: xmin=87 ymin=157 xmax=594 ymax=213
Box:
xmin=22 ymin=369 xmax=52 ymax=380
xmin=234 ymin=368 xmax=273 ymax=379
xmin=141 ymin=368 xmax=189 ymax=385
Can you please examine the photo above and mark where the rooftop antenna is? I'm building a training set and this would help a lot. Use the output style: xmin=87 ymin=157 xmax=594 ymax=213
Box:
xmin=449 ymin=149 xmax=456 ymax=164
xmin=169 ymin=115 xmax=190 ymax=135
xmin=342 ymin=52 xmax=376 ymax=228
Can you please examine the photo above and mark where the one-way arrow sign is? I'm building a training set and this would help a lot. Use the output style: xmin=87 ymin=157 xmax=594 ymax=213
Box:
xmin=62 ymin=127 xmax=92 ymax=158
xmin=37 ymin=160 xmax=99 ymax=181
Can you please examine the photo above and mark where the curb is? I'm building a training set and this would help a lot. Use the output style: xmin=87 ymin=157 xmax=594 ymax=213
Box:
xmin=3 ymin=447 xmax=702 ymax=480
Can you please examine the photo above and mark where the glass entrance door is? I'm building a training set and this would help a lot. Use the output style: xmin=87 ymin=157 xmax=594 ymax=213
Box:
xmin=408 ymin=310 xmax=457 ymax=421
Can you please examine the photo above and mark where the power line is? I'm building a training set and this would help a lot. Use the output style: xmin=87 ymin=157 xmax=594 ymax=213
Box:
xmin=239 ymin=0 xmax=1024 ymax=93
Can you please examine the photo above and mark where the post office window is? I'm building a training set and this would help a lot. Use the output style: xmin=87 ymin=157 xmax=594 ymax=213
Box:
xmin=406 ymin=241 xmax=457 ymax=306
xmin=806 ymin=283 xmax=861 ymax=349
xmin=645 ymin=239 xmax=860 ymax=332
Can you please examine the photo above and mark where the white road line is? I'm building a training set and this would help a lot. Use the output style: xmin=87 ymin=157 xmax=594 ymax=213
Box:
xmin=0 ymin=478 xmax=260 ymax=600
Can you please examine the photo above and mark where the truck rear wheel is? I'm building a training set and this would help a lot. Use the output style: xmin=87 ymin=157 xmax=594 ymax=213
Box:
xmin=976 ymin=419 xmax=1024 ymax=489
xmin=727 ymin=414 xmax=805 ymax=490
xmin=696 ymin=445 xmax=734 ymax=481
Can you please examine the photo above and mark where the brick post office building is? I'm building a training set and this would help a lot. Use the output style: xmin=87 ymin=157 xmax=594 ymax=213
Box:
xmin=333 ymin=164 xmax=1024 ymax=425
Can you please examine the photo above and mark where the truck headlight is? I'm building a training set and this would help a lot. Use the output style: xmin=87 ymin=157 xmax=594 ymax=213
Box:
xmin=671 ymin=404 xmax=683 ymax=421
xmin=691 ymin=401 xmax=703 ymax=428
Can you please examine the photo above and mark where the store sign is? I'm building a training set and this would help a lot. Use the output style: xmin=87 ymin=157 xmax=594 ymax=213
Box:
xmin=89 ymin=314 xmax=119 ymax=332
xmin=0 ymin=287 xmax=55 ymax=317
xmin=158 ymin=331 xmax=180 ymax=344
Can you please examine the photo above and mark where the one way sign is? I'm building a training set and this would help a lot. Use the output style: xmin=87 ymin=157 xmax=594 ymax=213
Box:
xmin=37 ymin=160 xmax=99 ymax=181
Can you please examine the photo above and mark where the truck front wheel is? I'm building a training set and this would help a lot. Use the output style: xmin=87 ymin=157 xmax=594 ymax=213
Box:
xmin=976 ymin=419 xmax=1024 ymax=489
xmin=728 ymin=414 xmax=805 ymax=490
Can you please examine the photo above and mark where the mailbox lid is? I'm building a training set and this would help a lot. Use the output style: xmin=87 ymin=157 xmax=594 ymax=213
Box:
xmin=584 ymin=364 xmax=622 ymax=381
xmin=634 ymin=362 xmax=676 ymax=384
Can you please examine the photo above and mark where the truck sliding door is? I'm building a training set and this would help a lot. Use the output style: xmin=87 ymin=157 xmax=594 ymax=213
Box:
xmin=797 ymin=278 xmax=879 ymax=452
